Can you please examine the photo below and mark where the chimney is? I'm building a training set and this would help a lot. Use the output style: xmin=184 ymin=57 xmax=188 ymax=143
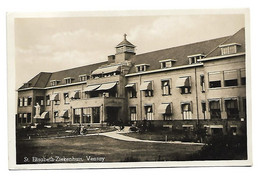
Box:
xmin=108 ymin=55 xmax=115 ymax=63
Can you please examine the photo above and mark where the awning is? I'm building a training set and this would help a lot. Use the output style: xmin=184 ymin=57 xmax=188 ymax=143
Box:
xmin=208 ymin=98 xmax=221 ymax=102
xmin=39 ymin=112 xmax=49 ymax=119
xmin=96 ymin=82 xmax=117 ymax=91
xmin=92 ymin=65 xmax=121 ymax=75
xmin=175 ymin=77 xmax=190 ymax=88
xmin=140 ymin=82 xmax=152 ymax=91
xmin=182 ymin=125 xmax=194 ymax=128
xmin=224 ymin=70 xmax=237 ymax=80
xmin=144 ymin=103 xmax=152 ymax=107
xmin=60 ymin=110 xmax=69 ymax=118
xmin=209 ymin=72 xmax=221 ymax=81
xmin=84 ymin=84 xmax=101 ymax=92
xmin=158 ymin=103 xmax=171 ymax=114
xmin=70 ymin=91 xmax=80 ymax=99
xmin=50 ymin=93 xmax=59 ymax=101
xmin=209 ymin=125 xmax=223 ymax=129
xmin=224 ymin=97 xmax=237 ymax=101
xmin=125 ymin=83 xmax=136 ymax=89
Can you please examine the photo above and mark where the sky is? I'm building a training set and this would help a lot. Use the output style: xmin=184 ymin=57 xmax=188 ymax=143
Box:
xmin=15 ymin=13 xmax=245 ymax=89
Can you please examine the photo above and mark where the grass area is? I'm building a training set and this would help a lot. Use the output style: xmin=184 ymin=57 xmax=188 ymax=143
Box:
xmin=125 ymin=129 xmax=199 ymax=142
xmin=16 ymin=126 xmax=116 ymax=140
xmin=16 ymin=135 xmax=203 ymax=164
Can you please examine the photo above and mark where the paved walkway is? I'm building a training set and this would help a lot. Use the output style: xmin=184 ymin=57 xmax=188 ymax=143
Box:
xmin=29 ymin=126 xmax=204 ymax=145
xmin=99 ymin=130 xmax=204 ymax=145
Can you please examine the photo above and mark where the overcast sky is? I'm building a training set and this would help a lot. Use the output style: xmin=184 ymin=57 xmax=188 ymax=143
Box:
xmin=15 ymin=13 xmax=245 ymax=89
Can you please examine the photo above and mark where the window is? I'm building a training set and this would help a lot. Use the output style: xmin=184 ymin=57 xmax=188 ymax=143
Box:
xmin=129 ymin=107 xmax=137 ymax=121
xmin=82 ymin=108 xmax=91 ymax=123
xmin=64 ymin=93 xmax=70 ymax=104
xmin=181 ymin=103 xmax=192 ymax=120
xmin=27 ymin=113 xmax=32 ymax=123
xmin=65 ymin=78 xmax=73 ymax=84
xmin=161 ymin=80 xmax=171 ymax=96
xmin=224 ymin=70 xmax=238 ymax=87
xmin=24 ymin=98 xmax=28 ymax=106
xmin=180 ymin=87 xmax=191 ymax=94
xmin=36 ymin=96 xmax=44 ymax=106
xmin=209 ymin=72 xmax=222 ymax=88
xmin=28 ymin=97 xmax=32 ymax=106
xmin=188 ymin=54 xmax=204 ymax=64
xmin=176 ymin=76 xmax=191 ymax=94
xmin=126 ymin=83 xmax=137 ymax=98
xmin=144 ymin=105 xmax=153 ymax=120
xmin=19 ymin=98 xmax=23 ymax=107
xmin=129 ymin=89 xmax=137 ymax=98
xmin=140 ymin=81 xmax=153 ymax=97
xmin=145 ymin=90 xmax=153 ymax=97
xmin=50 ymin=80 xmax=60 ymax=86
xmin=241 ymin=69 xmax=246 ymax=85
xmin=220 ymin=43 xmax=240 ymax=55
xmin=46 ymin=95 xmax=50 ymax=106
xmin=135 ymin=64 xmax=149 ymax=72
xmin=79 ymin=75 xmax=87 ymax=82
xmin=54 ymin=111 xmax=59 ymax=119
xmin=160 ymin=59 xmax=176 ymax=68
xmin=23 ymin=113 xmax=27 ymax=123
xmin=92 ymin=107 xmax=100 ymax=123
xmin=18 ymin=114 xmax=23 ymax=123
xmin=201 ymin=102 xmax=206 ymax=119
xmin=200 ymin=75 xmax=205 ymax=92
xmin=73 ymin=108 xmax=81 ymax=124
xmin=209 ymin=100 xmax=221 ymax=119
xmin=53 ymin=94 xmax=60 ymax=105
xmin=225 ymin=99 xmax=239 ymax=120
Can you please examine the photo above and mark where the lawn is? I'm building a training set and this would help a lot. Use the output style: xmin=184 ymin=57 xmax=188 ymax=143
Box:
xmin=16 ymin=135 xmax=203 ymax=164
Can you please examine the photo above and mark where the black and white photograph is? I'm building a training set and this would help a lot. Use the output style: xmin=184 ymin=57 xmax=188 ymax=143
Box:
xmin=7 ymin=9 xmax=251 ymax=169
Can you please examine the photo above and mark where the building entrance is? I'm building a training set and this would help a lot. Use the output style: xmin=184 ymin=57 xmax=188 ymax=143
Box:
xmin=106 ymin=107 xmax=120 ymax=125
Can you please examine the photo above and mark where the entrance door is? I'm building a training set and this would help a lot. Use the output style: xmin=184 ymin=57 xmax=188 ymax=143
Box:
xmin=106 ymin=107 xmax=119 ymax=125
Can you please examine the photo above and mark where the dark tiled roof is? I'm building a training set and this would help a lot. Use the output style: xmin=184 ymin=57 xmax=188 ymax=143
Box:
xmin=127 ymin=36 xmax=230 ymax=74
xmin=206 ymin=28 xmax=245 ymax=58
xmin=19 ymin=28 xmax=245 ymax=90
xmin=116 ymin=34 xmax=135 ymax=47
xmin=45 ymin=61 xmax=107 ymax=87
xmin=19 ymin=72 xmax=52 ymax=90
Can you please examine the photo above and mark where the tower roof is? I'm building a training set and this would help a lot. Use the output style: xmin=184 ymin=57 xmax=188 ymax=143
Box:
xmin=116 ymin=34 xmax=135 ymax=48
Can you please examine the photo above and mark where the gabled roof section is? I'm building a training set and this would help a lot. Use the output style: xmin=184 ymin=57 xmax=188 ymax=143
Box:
xmin=116 ymin=34 xmax=135 ymax=48
xmin=45 ymin=61 xmax=107 ymax=87
xmin=128 ymin=36 xmax=230 ymax=74
xmin=18 ymin=72 xmax=52 ymax=90
xmin=206 ymin=28 xmax=245 ymax=58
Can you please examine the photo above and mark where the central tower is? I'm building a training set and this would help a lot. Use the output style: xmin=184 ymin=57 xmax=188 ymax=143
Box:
xmin=114 ymin=34 xmax=136 ymax=63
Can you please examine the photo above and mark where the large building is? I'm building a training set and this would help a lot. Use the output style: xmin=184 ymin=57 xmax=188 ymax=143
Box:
xmin=17 ymin=28 xmax=246 ymax=135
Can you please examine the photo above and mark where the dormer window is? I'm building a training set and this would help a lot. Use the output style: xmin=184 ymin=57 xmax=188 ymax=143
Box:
xmin=50 ymin=80 xmax=60 ymax=86
xmin=159 ymin=59 xmax=176 ymax=69
xmin=187 ymin=54 xmax=205 ymax=64
xmin=64 ymin=77 xmax=74 ymax=84
xmin=23 ymin=82 xmax=32 ymax=88
xmin=135 ymin=64 xmax=150 ymax=72
xmin=79 ymin=74 xmax=88 ymax=82
xmin=219 ymin=43 xmax=241 ymax=55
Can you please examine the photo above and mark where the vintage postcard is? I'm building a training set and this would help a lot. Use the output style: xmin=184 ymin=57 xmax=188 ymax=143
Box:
xmin=7 ymin=9 xmax=252 ymax=169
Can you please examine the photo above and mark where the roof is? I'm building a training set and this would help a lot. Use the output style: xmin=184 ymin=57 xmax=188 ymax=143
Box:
xmin=116 ymin=34 xmax=135 ymax=48
xmin=45 ymin=61 xmax=107 ymax=87
xmin=127 ymin=36 xmax=230 ymax=74
xmin=18 ymin=72 xmax=52 ymax=90
xmin=206 ymin=28 xmax=245 ymax=58
xmin=18 ymin=28 xmax=245 ymax=90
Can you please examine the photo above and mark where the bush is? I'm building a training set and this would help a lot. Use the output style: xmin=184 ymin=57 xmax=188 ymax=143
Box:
xmin=190 ymin=134 xmax=248 ymax=160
